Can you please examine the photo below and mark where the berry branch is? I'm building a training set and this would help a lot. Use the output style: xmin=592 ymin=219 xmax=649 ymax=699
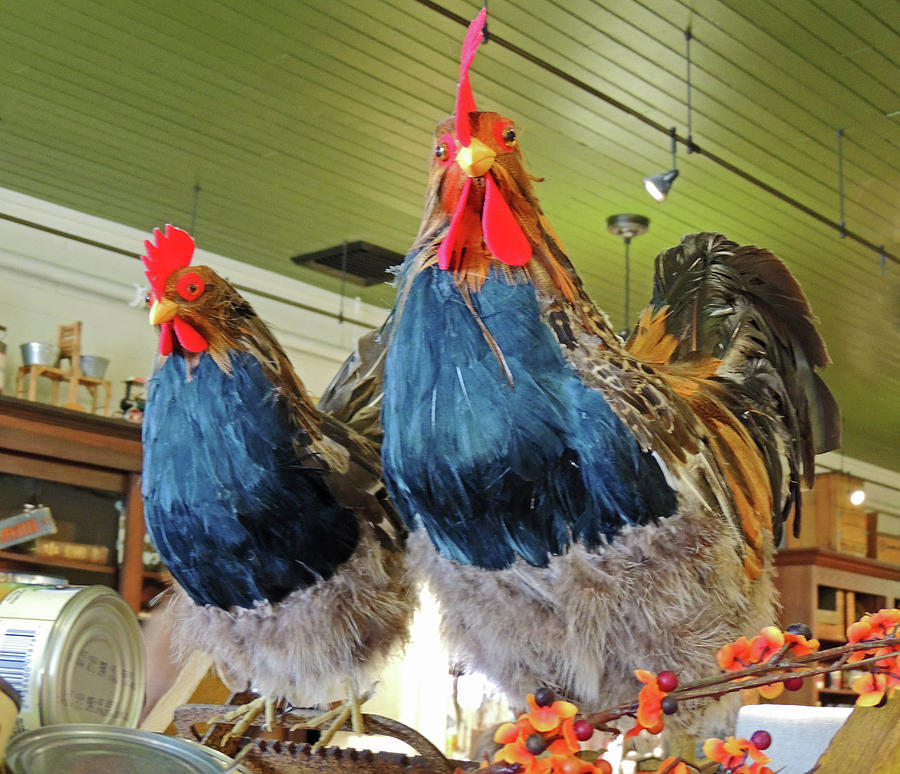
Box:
xmin=470 ymin=610 xmax=900 ymax=774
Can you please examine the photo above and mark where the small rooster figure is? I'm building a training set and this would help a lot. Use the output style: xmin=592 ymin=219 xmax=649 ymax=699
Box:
xmin=326 ymin=9 xmax=841 ymax=752
xmin=141 ymin=225 xmax=412 ymax=744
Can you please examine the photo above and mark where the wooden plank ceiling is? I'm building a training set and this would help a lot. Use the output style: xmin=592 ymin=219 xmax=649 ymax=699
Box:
xmin=0 ymin=0 xmax=898 ymax=471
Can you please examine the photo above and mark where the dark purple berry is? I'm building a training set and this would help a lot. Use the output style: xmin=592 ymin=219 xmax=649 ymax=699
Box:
xmin=573 ymin=719 xmax=594 ymax=741
xmin=750 ymin=729 xmax=771 ymax=750
xmin=660 ymin=695 xmax=679 ymax=715
xmin=786 ymin=623 xmax=813 ymax=640
xmin=534 ymin=687 xmax=555 ymax=707
xmin=657 ymin=670 xmax=679 ymax=692
xmin=784 ymin=676 xmax=804 ymax=691
xmin=525 ymin=733 xmax=547 ymax=755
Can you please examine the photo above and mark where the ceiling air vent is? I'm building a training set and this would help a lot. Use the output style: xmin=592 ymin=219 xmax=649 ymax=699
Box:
xmin=291 ymin=241 xmax=403 ymax=286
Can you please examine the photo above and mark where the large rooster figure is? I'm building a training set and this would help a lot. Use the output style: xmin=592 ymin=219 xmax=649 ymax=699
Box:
xmin=327 ymin=9 xmax=841 ymax=753
xmin=140 ymin=225 xmax=412 ymax=744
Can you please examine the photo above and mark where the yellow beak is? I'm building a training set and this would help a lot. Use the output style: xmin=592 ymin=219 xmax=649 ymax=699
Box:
xmin=455 ymin=136 xmax=496 ymax=177
xmin=149 ymin=297 xmax=178 ymax=326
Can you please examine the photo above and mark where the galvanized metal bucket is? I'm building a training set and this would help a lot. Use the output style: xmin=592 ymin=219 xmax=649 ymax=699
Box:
xmin=18 ymin=343 xmax=59 ymax=368
xmin=78 ymin=355 xmax=109 ymax=378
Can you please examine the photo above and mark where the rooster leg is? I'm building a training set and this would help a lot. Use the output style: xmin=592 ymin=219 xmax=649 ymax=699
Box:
xmin=309 ymin=704 xmax=353 ymax=751
xmin=215 ymin=695 xmax=276 ymax=742
xmin=295 ymin=684 xmax=373 ymax=751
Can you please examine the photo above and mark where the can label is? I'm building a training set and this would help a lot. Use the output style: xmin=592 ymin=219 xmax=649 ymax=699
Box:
xmin=0 ymin=619 xmax=53 ymax=733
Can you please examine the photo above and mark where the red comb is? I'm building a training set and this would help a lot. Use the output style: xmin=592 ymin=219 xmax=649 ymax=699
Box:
xmin=142 ymin=224 xmax=195 ymax=300
xmin=455 ymin=7 xmax=487 ymax=147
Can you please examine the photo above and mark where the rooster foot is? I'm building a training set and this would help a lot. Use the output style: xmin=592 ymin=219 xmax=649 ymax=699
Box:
xmin=292 ymin=685 xmax=373 ymax=751
xmin=214 ymin=695 xmax=277 ymax=743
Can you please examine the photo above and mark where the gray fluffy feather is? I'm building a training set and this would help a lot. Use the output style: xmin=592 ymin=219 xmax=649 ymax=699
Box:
xmin=166 ymin=527 xmax=413 ymax=707
xmin=409 ymin=505 xmax=775 ymax=737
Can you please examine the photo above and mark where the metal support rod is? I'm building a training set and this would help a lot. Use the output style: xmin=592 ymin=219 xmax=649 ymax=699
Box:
xmin=190 ymin=183 xmax=201 ymax=236
xmin=836 ymin=128 xmax=846 ymax=237
xmin=685 ymin=30 xmax=694 ymax=152
xmin=624 ymin=236 xmax=631 ymax=326
xmin=338 ymin=239 xmax=348 ymax=323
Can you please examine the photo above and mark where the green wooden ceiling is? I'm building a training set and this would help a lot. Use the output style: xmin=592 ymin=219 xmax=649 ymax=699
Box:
xmin=1 ymin=0 xmax=898 ymax=471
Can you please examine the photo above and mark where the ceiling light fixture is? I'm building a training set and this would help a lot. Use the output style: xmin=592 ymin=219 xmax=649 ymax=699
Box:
xmin=643 ymin=29 xmax=694 ymax=202
xmin=607 ymin=214 xmax=649 ymax=327
xmin=643 ymin=127 xmax=679 ymax=202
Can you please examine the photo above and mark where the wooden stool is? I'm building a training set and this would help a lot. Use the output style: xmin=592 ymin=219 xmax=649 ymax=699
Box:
xmin=15 ymin=322 xmax=112 ymax=415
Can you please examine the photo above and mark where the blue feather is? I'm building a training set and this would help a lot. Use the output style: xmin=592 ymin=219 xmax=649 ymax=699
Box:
xmin=382 ymin=263 xmax=676 ymax=569
xmin=142 ymin=351 xmax=359 ymax=609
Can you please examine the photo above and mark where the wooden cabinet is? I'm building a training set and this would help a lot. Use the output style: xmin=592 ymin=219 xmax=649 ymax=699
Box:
xmin=0 ymin=395 xmax=146 ymax=612
xmin=771 ymin=469 xmax=900 ymax=706
xmin=774 ymin=548 xmax=900 ymax=707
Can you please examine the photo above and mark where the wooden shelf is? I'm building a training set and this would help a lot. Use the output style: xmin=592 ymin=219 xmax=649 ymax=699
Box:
xmin=0 ymin=395 xmax=146 ymax=612
xmin=0 ymin=549 xmax=115 ymax=574
xmin=774 ymin=546 xmax=900 ymax=708
xmin=776 ymin=547 xmax=900 ymax=581
xmin=818 ymin=688 xmax=857 ymax=697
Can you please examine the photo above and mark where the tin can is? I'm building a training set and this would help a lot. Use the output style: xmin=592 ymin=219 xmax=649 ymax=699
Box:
xmin=6 ymin=724 xmax=252 ymax=774
xmin=0 ymin=584 xmax=145 ymax=733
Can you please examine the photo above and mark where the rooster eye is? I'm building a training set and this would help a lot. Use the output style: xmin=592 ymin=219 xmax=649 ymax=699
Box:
xmin=144 ymin=293 xmax=152 ymax=307
xmin=493 ymin=121 xmax=518 ymax=149
xmin=435 ymin=133 xmax=457 ymax=166
xmin=176 ymin=272 xmax=206 ymax=301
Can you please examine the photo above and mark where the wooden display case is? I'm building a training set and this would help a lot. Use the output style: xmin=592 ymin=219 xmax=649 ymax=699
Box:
xmin=0 ymin=394 xmax=146 ymax=612
xmin=774 ymin=548 xmax=900 ymax=707
xmin=772 ymin=469 xmax=900 ymax=706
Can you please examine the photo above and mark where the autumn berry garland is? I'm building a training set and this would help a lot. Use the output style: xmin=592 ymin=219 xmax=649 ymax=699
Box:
xmin=466 ymin=608 xmax=900 ymax=774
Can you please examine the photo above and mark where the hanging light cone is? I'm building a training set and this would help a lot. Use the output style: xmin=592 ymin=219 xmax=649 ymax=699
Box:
xmin=643 ymin=168 xmax=679 ymax=202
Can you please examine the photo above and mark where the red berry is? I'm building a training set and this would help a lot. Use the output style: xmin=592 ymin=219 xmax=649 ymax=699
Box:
xmin=784 ymin=677 xmax=804 ymax=691
xmin=525 ymin=733 xmax=547 ymax=755
xmin=559 ymin=759 xmax=584 ymax=774
xmin=595 ymin=760 xmax=613 ymax=774
xmin=656 ymin=670 xmax=679 ymax=692
xmin=534 ymin=686 xmax=555 ymax=707
xmin=573 ymin=719 xmax=594 ymax=741
xmin=750 ymin=729 xmax=772 ymax=750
